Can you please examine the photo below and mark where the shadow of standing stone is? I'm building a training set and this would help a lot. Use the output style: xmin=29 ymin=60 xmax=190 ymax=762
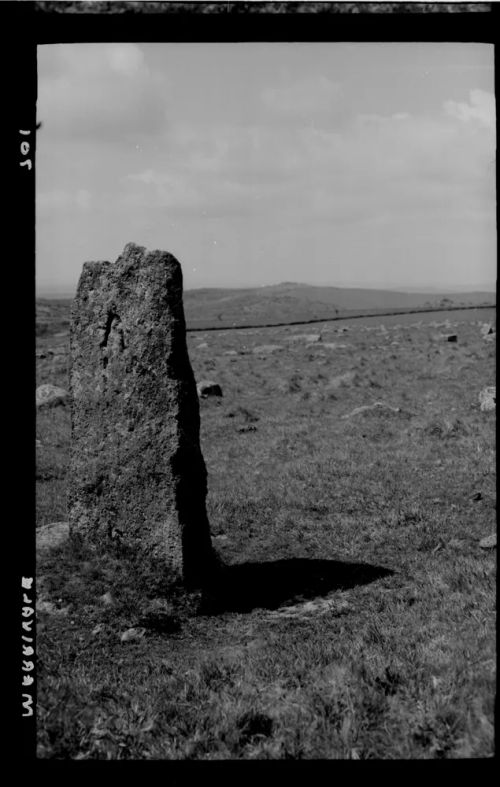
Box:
xmin=68 ymin=243 xmax=216 ymax=588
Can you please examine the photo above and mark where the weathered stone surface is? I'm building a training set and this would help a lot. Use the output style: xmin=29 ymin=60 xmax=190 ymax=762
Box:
xmin=36 ymin=384 xmax=70 ymax=409
xmin=479 ymin=386 xmax=496 ymax=412
xmin=329 ymin=371 xmax=358 ymax=389
xmin=197 ymin=380 xmax=223 ymax=398
xmin=479 ymin=533 xmax=496 ymax=549
xmin=481 ymin=323 xmax=495 ymax=337
xmin=68 ymin=243 xmax=215 ymax=587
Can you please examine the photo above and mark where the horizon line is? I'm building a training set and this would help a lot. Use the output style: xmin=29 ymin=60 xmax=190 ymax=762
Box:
xmin=36 ymin=281 xmax=497 ymax=298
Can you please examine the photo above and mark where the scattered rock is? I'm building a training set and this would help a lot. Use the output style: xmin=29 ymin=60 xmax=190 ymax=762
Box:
xmin=36 ymin=521 xmax=70 ymax=552
xmin=479 ymin=386 xmax=496 ymax=412
xmin=213 ymin=534 xmax=229 ymax=542
xmin=481 ymin=323 xmax=495 ymax=337
xmin=341 ymin=402 xmax=401 ymax=419
xmin=36 ymin=599 xmax=70 ymax=616
xmin=470 ymin=492 xmax=483 ymax=502
xmin=120 ymin=627 xmax=146 ymax=643
xmin=196 ymin=342 xmax=209 ymax=350
xmin=223 ymin=350 xmax=238 ymax=356
xmin=36 ymin=439 xmax=42 ymax=448
xmin=479 ymin=534 xmax=496 ymax=549
xmin=252 ymin=344 xmax=283 ymax=354
xmin=99 ymin=592 xmax=114 ymax=606
xmin=92 ymin=624 xmax=104 ymax=636
xmin=141 ymin=597 xmax=171 ymax=616
xmin=36 ymin=384 xmax=70 ymax=409
xmin=328 ymin=371 xmax=357 ymax=389
xmin=237 ymin=425 xmax=257 ymax=433
xmin=197 ymin=380 xmax=223 ymax=398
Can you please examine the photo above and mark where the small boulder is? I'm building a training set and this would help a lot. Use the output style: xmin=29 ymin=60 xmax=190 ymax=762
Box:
xmin=480 ymin=323 xmax=495 ymax=337
xmin=329 ymin=371 xmax=357 ymax=389
xmin=479 ymin=534 xmax=496 ymax=549
xmin=36 ymin=384 xmax=70 ymax=409
xmin=36 ymin=599 xmax=70 ymax=616
xmin=120 ymin=627 xmax=146 ymax=643
xmin=197 ymin=380 xmax=223 ymax=398
xmin=341 ymin=401 xmax=401 ymax=419
xmin=36 ymin=521 xmax=70 ymax=553
xmin=479 ymin=386 xmax=496 ymax=412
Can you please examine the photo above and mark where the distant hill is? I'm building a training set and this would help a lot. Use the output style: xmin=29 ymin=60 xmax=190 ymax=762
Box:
xmin=36 ymin=283 xmax=495 ymax=334
xmin=182 ymin=283 xmax=495 ymax=329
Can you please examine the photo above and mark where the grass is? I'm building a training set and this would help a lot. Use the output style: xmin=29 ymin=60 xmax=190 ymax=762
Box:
xmin=36 ymin=307 xmax=496 ymax=759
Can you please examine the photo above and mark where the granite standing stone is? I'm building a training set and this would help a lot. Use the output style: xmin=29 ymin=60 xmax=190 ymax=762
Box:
xmin=68 ymin=243 xmax=215 ymax=587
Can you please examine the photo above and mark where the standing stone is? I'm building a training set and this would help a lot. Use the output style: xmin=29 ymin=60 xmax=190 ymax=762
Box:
xmin=68 ymin=243 xmax=215 ymax=588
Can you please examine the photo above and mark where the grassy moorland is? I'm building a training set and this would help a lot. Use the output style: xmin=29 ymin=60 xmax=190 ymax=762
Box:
xmin=36 ymin=305 xmax=496 ymax=759
xmin=37 ymin=283 xmax=494 ymax=334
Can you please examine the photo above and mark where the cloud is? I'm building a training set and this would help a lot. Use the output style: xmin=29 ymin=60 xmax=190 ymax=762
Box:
xmin=121 ymin=96 xmax=494 ymax=230
xmin=37 ymin=44 xmax=168 ymax=140
xmin=444 ymin=89 xmax=495 ymax=128
xmin=261 ymin=75 xmax=342 ymax=115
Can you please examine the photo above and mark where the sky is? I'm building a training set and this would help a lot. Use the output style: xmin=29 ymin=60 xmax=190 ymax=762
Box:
xmin=36 ymin=42 xmax=496 ymax=294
